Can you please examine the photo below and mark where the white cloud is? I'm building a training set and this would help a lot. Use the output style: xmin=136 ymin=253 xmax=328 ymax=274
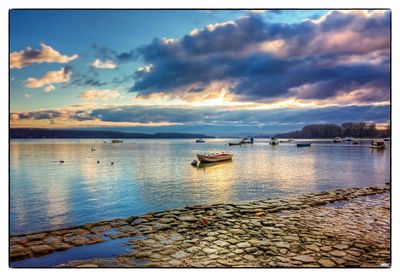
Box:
xmin=10 ymin=43 xmax=77 ymax=69
xmin=91 ymin=59 xmax=117 ymax=69
xmin=25 ymin=67 xmax=72 ymax=91
xmin=78 ymin=89 xmax=120 ymax=100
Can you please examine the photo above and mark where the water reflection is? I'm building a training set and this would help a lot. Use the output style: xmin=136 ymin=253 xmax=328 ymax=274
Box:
xmin=10 ymin=139 xmax=390 ymax=234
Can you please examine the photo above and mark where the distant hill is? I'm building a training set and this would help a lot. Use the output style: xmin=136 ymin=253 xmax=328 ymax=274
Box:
xmin=273 ymin=122 xmax=390 ymax=139
xmin=10 ymin=128 xmax=215 ymax=139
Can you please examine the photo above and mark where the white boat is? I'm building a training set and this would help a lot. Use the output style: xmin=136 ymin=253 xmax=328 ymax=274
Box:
xmin=240 ymin=137 xmax=254 ymax=144
xmin=344 ymin=137 xmax=354 ymax=142
xmin=195 ymin=138 xmax=205 ymax=143
xmin=384 ymin=137 xmax=390 ymax=141
xmin=197 ymin=153 xmax=233 ymax=163
xmin=333 ymin=137 xmax=343 ymax=143
xmin=369 ymin=140 xmax=386 ymax=150
xmin=270 ymin=137 xmax=279 ymax=145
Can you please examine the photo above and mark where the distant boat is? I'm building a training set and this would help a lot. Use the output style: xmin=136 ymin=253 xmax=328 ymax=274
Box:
xmin=111 ymin=139 xmax=123 ymax=143
xmin=228 ymin=142 xmax=242 ymax=146
xmin=195 ymin=138 xmax=206 ymax=143
xmin=344 ymin=137 xmax=354 ymax=142
xmin=384 ymin=137 xmax=390 ymax=141
xmin=369 ymin=140 xmax=386 ymax=150
xmin=270 ymin=137 xmax=279 ymax=145
xmin=333 ymin=137 xmax=343 ymax=143
xmin=197 ymin=152 xmax=233 ymax=163
xmin=296 ymin=142 xmax=311 ymax=147
xmin=240 ymin=137 xmax=254 ymax=144
xmin=352 ymin=140 xmax=360 ymax=145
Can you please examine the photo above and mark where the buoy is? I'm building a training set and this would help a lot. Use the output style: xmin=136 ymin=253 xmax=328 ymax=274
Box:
xmin=191 ymin=160 xmax=198 ymax=166
xmin=97 ymin=161 xmax=100 ymax=164
xmin=59 ymin=160 xmax=64 ymax=163
xmin=111 ymin=162 xmax=114 ymax=165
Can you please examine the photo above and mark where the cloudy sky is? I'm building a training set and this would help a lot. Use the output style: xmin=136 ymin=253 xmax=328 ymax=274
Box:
xmin=10 ymin=10 xmax=390 ymax=135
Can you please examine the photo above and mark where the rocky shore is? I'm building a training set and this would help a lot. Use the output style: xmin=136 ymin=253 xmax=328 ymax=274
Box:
xmin=10 ymin=185 xmax=390 ymax=267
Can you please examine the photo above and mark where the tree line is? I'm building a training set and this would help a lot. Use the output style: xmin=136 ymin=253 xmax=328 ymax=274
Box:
xmin=274 ymin=122 xmax=390 ymax=139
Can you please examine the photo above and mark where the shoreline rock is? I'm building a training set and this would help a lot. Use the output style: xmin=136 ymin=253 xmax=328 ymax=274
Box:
xmin=10 ymin=185 xmax=390 ymax=267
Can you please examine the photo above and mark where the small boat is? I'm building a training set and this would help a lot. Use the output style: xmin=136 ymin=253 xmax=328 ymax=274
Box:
xmin=195 ymin=138 xmax=206 ymax=143
xmin=240 ymin=137 xmax=254 ymax=144
xmin=280 ymin=139 xmax=294 ymax=143
xmin=228 ymin=142 xmax=242 ymax=146
xmin=344 ymin=137 xmax=354 ymax=142
xmin=384 ymin=137 xmax=390 ymax=141
xmin=333 ymin=137 xmax=343 ymax=143
xmin=296 ymin=142 xmax=311 ymax=147
xmin=111 ymin=139 xmax=123 ymax=143
xmin=369 ymin=140 xmax=386 ymax=150
xmin=197 ymin=152 xmax=233 ymax=163
xmin=270 ymin=137 xmax=279 ymax=145
xmin=352 ymin=140 xmax=360 ymax=145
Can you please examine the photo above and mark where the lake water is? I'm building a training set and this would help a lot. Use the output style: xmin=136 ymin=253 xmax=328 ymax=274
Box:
xmin=10 ymin=138 xmax=390 ymax=235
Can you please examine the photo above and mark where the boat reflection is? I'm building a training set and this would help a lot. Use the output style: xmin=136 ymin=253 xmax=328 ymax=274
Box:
xmin=197 ymin=160 xmax=233 ymax=171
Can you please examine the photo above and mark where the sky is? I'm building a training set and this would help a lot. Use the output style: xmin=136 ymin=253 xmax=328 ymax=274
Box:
xmin=9 ymin=9 xmax=390 ymax=135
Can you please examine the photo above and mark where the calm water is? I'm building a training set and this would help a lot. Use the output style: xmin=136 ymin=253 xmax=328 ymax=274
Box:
xmin=10 ymin=138 xmax=390 ymax=235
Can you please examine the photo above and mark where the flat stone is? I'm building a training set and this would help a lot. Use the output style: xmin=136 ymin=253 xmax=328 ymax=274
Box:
xmin=237 ymin=242 xmax=251 ymax=248
xmin=26 ymin=233 xmax=47 ymax=241
xmin=214 ymin=240 xmax=230 ymax=247
xmin=318 ymin=259 xmax=336 ymax=267
xmin=203 ymin=247 xmax=218 ymax=254
xmin=275 ymin=242 xmax=291 ymax=249
xmin=172 ymin=250 xmax=188 ymax=259
xmin=204 ymin=236 xmax=217 ymax=242
xmin=153 ymin=223 xmax=172 ymax=231
xmin=230 ymin=229 xmax=246 ymax=235
xmin=168 ymin=259 xmax=182 ymax=267
xmin=333 ymin=244 xmax=351 ymax=250
xmin=30 ymin=244 xmax=54 ymax=256
xmin=330 ymin=250 xmax=347 ymax=257
xmin=90 ymin=225 xmax=111 ymax=234
xmin=245 ymin=247 xmax=258 ymax=253
xmin=159 ymin=217 xmax=175 ymax=224
xmin=10 ymin=244 xmax=31 ymax=260
xmin=186 ymin=246 xmax=200 ymax=254
xmin=134 ymin=250 xmax=153 ymax=258
xmin=178 ymin=215 xmax=197 ymax=222
xmin=292 ymin=255 xmax=315 ymax=263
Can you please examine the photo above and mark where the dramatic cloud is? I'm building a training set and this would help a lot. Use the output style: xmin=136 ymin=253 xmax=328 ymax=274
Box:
xmin=91 ymin=59 xmax=117 ymax=69
xmin=10 ymin=43 xmax=78 ymax=69
xmin=24 ymin=67 xmax=72 ymax=91
xmin=79 ymin=89 xmax=120 ymax=100
xmin=11 ymin=104 xmax=390 ymax=130
xmin=130 ymin=10 xmax=390 ymax=105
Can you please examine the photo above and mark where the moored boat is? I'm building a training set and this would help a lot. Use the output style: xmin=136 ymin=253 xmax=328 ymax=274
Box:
xmin=111 ymin=139 xmax=123 ymax=143
xmin=197 ymin=152 xmax=233 ymax=163
xmin=296 ymin=142 xmax=311 ymax=147
xmin=344 ymin=137 xmax=354 ymax=142
xmin=352 ymin=140 xmax=360 ymax=145
xmin=195 ymin=138 xmax=206 ymax=143
xmin=384 ymin=137 xmax=390 ymax=141
xmin=240 ymin=137 xmax=254 ymax=144
xmin=228 ymin=142 xmax=242 ymax=146
xmin=369 ymin=140 xmax=386 ymax=150
xmin=333 ymin=137 xmax=343 ymax=143
xmin=270 ymin=137 xmax=279 ymax=145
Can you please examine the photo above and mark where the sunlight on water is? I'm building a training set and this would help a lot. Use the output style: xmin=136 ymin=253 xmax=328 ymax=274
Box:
xmin=10 ymin=138 xmax=390 ymax=234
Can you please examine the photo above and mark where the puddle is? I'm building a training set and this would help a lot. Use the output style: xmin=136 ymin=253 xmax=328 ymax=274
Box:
xmin=10 ymin=233 xmax=145 ymax=268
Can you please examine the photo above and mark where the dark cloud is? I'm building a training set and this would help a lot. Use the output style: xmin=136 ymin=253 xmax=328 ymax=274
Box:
xmin=13 ymin=104 xmax=389 ymax=128
xmin=70 ymin=74 xmax=107 ymax=87
xmin=92 ymin=44 xmax=138 ymax=63
xmin=129 ymin=11 xmax=390 ymax=104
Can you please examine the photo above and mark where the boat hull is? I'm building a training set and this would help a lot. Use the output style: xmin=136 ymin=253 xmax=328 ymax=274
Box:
xmin=197 ymin=154 xmax=233 ymax=163
xmin=296 ymin=143 xmax=311 ymax=147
